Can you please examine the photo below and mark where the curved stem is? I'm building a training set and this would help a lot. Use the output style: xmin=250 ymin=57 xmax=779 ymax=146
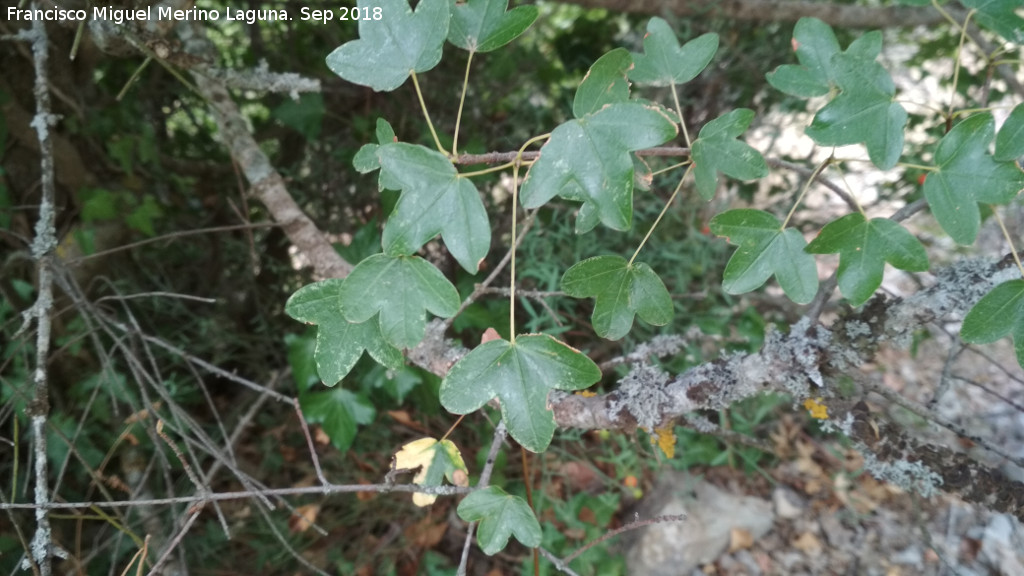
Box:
xmin=629 ymin=164 xmax=693 ymax=265
xmin=670 ymin=82 xmax=692 ymax=147
xmin=452 ymin=51 xmax=475 ymax=156
xmin=992 ymin=209 xmax=1024 ymax=278
xmin=510 ymin=162 xmax=520 ymax=344
xmin=782 ymin=154 xmax=832 ymax=229
xmin=410 ymin=71 xmax=446 ymax=155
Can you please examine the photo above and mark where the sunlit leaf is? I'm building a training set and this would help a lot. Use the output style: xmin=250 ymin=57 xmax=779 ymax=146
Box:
xmin=448 ymin=0 xmax=538 ymax=53
xmin=326 ymin=0 xmax=449 ymax=91
xmin=805 ymin=214 xmax=928 ymax=305
xmin=961 ymin=279 xmax=1024 ymax=368
xmin=709 ymin=209 xmax=818 ymax=304
xmin=338 ymin=254 xmax=460 ymax=349
xmin=630 ymin=18 xmax=718 ymax=87
xmin=440 ymin=334 xmax=601 ymax=452
xmin=286 ymin=279 xmax=405 ymax=384
xmin=520 ymin=103 xmax=677 ymax=232
xmin=376 ymin=143 xmax=490 ymax=273
xmin=561 ymin=255 xmax=673 ymax=340
xmin=923 ymin=113 xmax=1024 ymax=245
xmin=691 ymin=109 xmax=768 ymax=200
xmin=457 ymin=486 xmax=542 ymax=554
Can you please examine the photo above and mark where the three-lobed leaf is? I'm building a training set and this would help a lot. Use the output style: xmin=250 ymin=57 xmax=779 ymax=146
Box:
xmin=285 ymin=279 xmax=404 ymax=384
xmin=440 ymin=334 xmax=601 ymax=452
xmin=691 ymin=109 xmax=768 ymax=200
xmin=326 ymin=0 xmax=449 ymax=92
xmin=520 ymin=103 xmax=678 ymax=232
xmin=961 ymin=279 xmax=1024 ymax=368
xmin=338 ymin=254 xmax=460 ymax=349
xmin=377 ymin=143 xmax=491 ymax=273
xmin=923 ymin=113 xmax=1024 ymax=245
xmin=561 ymin=255 xmax=673 ymax=340
xmin=457 ymin=486 xmax=542 ymax=555
xmin=393 ymin=437 xmax=469 ymax=506
xmin=300 ymin=387 xmax=375 ymax=452
xmin=766 ymin=17 xmax=840 ymax=97
xmin=960 ymin=0 xmax=1024 ymax=43
xmin=448 ymin=0 xmax=538 ymax=53
xmin=804 ymin=48 xmax=906 ymax=170
xmin=629 ymin=18 xmax=719 ymax=87
xmin=709 ymin=209 xmax=818 ymax=304
xmin=805 ymin=214 xmax=929 ymax=306
xmin=573 ymin=48 xmax=633 ymax=118
xmin=995 ymin=103 xmax=1024 ymax=162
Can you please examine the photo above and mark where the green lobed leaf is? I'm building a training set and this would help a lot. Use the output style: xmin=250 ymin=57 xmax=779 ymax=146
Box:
xmin=765 ymin=17 xmax=840 ymax=97
xmin=326 ymin=0 xmax=449 ymax=92
xmin=377 ymin=143 xmax=491 ymax=273
xmin=709 ymin=209 xmax=818 ymax=304
xmin=923 ymin=113 xmax=1024 ymax=245
xmin=520 ymin=102 xmax=678 ymax=231
xmin=805 ymin=214 xmax=929 ymax=306
xmin=440 ymin=334 xmax=601 ymax=452
xmin=561 ymin=255 xmax=673 ymax=340
xmin=961 ymin=279 xmax=1024 ymax=343
xmin=353 ymin=118 xmax=397 ymax=174
xmin=961 ymin=0 xmax=1024 ymax=43
xmin=995 ymin=103 xmax=1024 ymax=162
xmin=300 ymin=387 xmax=375 ymax=452
xmin=804 ymin=51 xmax=907 ymax=169
xmin=629 ymin=18 xmax=719 ymax=87
xmin=448 ymin=0 xmax=538 ymax=53
xmin=338 ymin=254 xmax=460 ymax=349
xmin=286 ymin=279 xmax=405 ymax=384
xmin=961 ymin=279 xmax=1024 ymax=368
xmin=691 ymin=109 xmax=768 ymax=200
xmin=573 ymin=48 xmax=633 ymax=119
xmin=457 ymin=486 xmax=542 ymax=555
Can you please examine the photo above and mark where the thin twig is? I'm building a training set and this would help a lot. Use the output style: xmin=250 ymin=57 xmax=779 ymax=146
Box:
xmin=294 ymin=398 xmax=330 ymax=486
xmin=67 ymin=222 xmax=278 ymax=264
xmin=23 ymin=10 xmax=58 ymax=575
xmin=457 ymin=422 xmax=508 ymax=576
xmin=561 ymin=513 xmax=686 ymax=565
xmin=0 ymin=482 xmax=476 ymax=511
xmin=447 ymin=210 xmax=538 ymax=329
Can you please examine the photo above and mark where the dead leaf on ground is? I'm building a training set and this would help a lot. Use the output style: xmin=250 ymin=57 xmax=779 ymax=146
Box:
xmin=792 ymin=531 xmax=822 ymax=555
xmin=404 ymin=515 xmax=448 ymax=548
xmin=729 ymin=527 xmax=754 ymax=552
xmin=289 ymin=504 xmax=320 ymax=533
xmin=314 ymin=427 xmax=331 ymax=446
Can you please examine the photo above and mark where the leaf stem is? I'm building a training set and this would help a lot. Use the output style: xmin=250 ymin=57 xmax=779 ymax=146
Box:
xmin=670 ymin=82 xmax=692 ymax=147
xmin=897 ymin=162 xmax=938 ymax=172
xmin=410 ymin=71 xmax=446 ymax=155
xmin=944 ymin=7 xmax=976 ymax=122
xmin=782 ymin=154 xmax=832 ymax=229
xmin=992 ymin=208 xmax=1024 ymax=278
xmin=651 ymin=161 xmax=690 ymax=177
xmin=440 ymin=414 xmax=466 ymax=443
xmin=459 ymin=162 xmax=516 ymax=178
xmin=452 ymin=51 xmax=475 ymax=156
xmin=830 ymin=162 xmax=866 ymax=217
xmin=629 ymin=164 xmax=693 ymax=266
xmin=510 ymin=162 xmax=520 ymax=344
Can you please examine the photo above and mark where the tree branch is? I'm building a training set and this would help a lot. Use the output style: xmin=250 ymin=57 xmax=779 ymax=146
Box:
xmin=173 ymin=22 xmax=352 ymax=280
xmin=555 ymin=0 xmax=944 ymax=29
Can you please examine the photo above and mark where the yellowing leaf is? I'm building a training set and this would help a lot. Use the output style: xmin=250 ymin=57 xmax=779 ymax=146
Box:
xmin=393 ymin=437 xmax=469 ymax=507
xmin=651 ymin=425 xmax=677 ymax=458
xmin=803 ymin=398 xmax=829 ymax=420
